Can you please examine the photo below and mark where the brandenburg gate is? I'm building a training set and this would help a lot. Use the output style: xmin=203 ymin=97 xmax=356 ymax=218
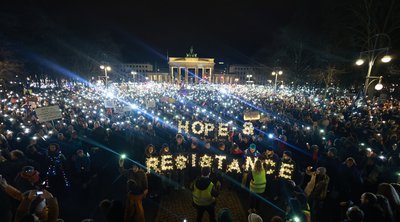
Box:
xmin=168 ymin=47 xmax=215 ymax=84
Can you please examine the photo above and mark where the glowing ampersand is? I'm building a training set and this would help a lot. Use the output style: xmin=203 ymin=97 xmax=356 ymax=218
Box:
xmin=242 ymin=122 xmax=254 ymax=135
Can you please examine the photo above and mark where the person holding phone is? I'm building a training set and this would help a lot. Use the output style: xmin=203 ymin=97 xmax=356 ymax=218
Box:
xmin=304 ymin=166 xmax=330 ymax=222
xmin=1 ymin=176 xmax=60 ymax=222
xmin=15 ymin=189 xmax=60 ymax=222
xmin=118 ymin=157 xmax=148 ymax=197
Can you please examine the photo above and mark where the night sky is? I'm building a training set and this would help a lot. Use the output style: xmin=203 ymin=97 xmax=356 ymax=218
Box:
xmin=1 ymin=0 xmax=399 ymax=70
xmin=49 ymin=0 xmax=302 ymax=58
xmin=1 ymin=0 xmax=326 ymax=62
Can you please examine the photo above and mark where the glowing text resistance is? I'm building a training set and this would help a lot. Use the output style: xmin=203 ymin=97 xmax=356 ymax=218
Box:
xmin=145 ymin=154 xmax=294 ymax=179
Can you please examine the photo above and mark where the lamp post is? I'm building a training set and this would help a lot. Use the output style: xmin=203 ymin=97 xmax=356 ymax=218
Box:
xmin=355 ymin=33 xmax=392 ymax=97
xmin=246 ymin=74 xmax=253 ymax=83
xmin=367 ymin=76 xmax=383 ymax=91
xmin=272 ymin=70 xmax=283 ymax=92
xmin=100 ymin=65 xmax=111 ymax=88
xmin=131 ymin=71 xmax=137 ymax=82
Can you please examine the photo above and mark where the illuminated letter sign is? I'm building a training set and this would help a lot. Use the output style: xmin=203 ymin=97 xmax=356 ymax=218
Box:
xmin=178 ymin=120 xmax=190 ymax=134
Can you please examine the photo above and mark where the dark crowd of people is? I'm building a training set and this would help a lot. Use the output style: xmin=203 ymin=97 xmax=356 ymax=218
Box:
xmin=0 ymin=80 xmax=399 ymax=222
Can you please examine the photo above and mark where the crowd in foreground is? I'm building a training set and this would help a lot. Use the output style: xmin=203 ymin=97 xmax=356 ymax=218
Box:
xmin=0 ymin=80 xmax=399 ymax=222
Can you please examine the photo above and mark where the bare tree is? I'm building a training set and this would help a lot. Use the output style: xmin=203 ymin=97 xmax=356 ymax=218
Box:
xmin=349 ymin=0 xmax=400 ymax=49
xmin=0 ymin=44 xmax=23 ymax=80
xmin=321 ymin=66 xmax=346 ymax=88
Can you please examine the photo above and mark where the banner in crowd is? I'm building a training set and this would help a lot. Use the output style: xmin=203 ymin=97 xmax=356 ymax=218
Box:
xmin=114 ymin=106 xmax=124 ymax=114
xmin=146 ymin=100 xmax=156 ymax=108
xmin=104 ymin=100 xmax=115 ymax=108
xmin=146 ymin=154 xmax=294 ymax=179
xmin=35 ymin=105 xmax=62 ymax=122
xmin=160 ymin=96 xmax=175 ymax=103
xmin=177 ymin=120 xmax=255 ymax=136
xmin=26 ymin=95 xmax=38 ymax=102
xmin=243 ymin=111 xmax=261 ymax=121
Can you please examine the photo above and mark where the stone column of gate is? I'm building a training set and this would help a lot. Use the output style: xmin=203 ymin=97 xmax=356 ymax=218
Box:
xmin=209 ymin=67 xmax=213 ymax=83
xmin=178 ymin=67 xmax=182 ymax=84
xmin=170 ymin=67 xmax=174 ymax=83
xmin=185 ymin=67 xmax=189 ymax=84
xmin=195 ymin=68 xmax=199 ymax=84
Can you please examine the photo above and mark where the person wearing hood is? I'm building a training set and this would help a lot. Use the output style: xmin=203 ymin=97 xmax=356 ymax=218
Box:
xmin=304 ymin=166 xmax=330 ymax=222
xmin=244 ymin=143 xmax=261 ymax=158
xmin=242 ymin=144 xmax=260 ymax=188
xmin=191 ymin=167 xmax=220 ymax=222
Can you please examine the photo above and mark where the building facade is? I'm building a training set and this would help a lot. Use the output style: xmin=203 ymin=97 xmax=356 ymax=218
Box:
xmin=168 ymin=47 xmax=215 ymax=84
xmin=227 ymin=64 xmax=272 ymax=85
xmin=146 ymin=71 xmax=169 ymax=82
xmin=118 ymin=63 xmax=154 ymax=81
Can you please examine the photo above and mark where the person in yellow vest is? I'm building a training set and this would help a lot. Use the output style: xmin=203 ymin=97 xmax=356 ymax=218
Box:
xmin=248 ymin=159 xmax=266 ymax=214
xmin=191 ymin=167 xmax=220 ymax=222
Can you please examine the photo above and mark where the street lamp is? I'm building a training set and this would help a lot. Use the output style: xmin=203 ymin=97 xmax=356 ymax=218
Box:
xmin=366 ymin=76 xmax=384 ymax=91
xmin=272 ymin=70 xmax=283 ymax=92
xmin=375 ymin=82 xmax=383 ymax=90
xmin=131 ymin=71 xmax=137 ymax=81
xmin=100 ymin=65 xmax=111 ymax=88
xmin=381 ymin=55 xmax=392 ymax=63
xmin=355 ymin=33 xmax=392 ymax=96
xmin=355 ymin=59 xmax=364 ymax=66
xmin=246 ymin=74 xmax=253 ymax=84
